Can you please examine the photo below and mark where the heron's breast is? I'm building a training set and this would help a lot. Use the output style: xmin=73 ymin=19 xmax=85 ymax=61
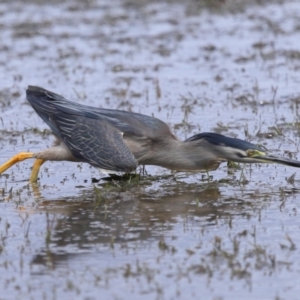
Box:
xmin=123 ymin=137 xmax=152 ymax=161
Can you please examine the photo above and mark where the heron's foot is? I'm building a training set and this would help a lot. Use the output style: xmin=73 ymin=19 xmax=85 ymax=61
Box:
xmin=0 ymin=152 xmax=34 ymax=175
xmin=30 ymin=159 xmax=46 ymax=182
xmin=0 ymin=153 xmax=45 ymax=183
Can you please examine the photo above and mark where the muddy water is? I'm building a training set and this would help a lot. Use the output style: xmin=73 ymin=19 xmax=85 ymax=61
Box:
xmin=1 ymin=0 xmax=300 ymax=299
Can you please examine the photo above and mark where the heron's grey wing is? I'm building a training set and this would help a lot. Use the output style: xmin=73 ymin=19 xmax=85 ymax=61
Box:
xmin=56 ymin=114 xmax=138 ymax=173
xmin=27 ymin=85 xmax=175 ymax=141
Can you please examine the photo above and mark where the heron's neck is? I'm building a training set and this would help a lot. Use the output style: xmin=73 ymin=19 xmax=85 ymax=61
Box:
xmin=139 ymin=139 xmax=222 ymax=172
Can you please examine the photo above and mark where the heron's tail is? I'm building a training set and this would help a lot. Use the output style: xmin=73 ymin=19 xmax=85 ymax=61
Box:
xmin=26 ymin=85 xmax=72 ymax=115
xmin=26 ymin=86 xmax=80 ymax=137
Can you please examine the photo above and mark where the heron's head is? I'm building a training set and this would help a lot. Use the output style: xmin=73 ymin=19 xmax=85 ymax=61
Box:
xmin=185 ymin=132 xmax=300 ymax=168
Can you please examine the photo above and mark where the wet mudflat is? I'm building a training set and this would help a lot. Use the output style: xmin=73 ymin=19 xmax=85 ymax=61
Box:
xmin=1 ymin=0 xmax=300 ymax=299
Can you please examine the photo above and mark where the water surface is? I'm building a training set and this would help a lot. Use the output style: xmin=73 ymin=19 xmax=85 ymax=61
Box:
xmin=1 ymin=0 xmax=300 ymax=299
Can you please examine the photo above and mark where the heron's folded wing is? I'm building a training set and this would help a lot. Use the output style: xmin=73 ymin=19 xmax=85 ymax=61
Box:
xmin=56 ymin=114 xmax=138 ymax=173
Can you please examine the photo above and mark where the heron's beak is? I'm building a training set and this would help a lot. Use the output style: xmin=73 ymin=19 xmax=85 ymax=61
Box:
xmin=246 ymin=149 xmax=300 ymax=168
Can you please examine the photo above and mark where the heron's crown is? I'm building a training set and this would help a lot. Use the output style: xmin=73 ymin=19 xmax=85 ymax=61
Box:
xmin=185 ymin=132 xmax=264 ymax=152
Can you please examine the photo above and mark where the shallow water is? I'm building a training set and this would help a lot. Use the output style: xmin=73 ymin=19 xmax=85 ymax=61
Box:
xmin=1 ymin=0 xmax=300 ymax=299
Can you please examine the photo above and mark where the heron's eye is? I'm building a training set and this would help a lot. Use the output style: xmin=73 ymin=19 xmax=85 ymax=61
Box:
xmin=247 ymin=150 xmax=254 ymax=157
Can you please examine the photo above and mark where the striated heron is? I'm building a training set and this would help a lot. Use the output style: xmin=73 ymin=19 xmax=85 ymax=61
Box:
xmin=1 ymin=85 xmax=300 ymax=182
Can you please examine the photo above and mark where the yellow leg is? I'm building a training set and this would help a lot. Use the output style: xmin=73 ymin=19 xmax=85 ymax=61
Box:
xmin=30 ymin=159 xmax=46 ymax=182
xmin=0 ymin=152 xmax=34 ymax=174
